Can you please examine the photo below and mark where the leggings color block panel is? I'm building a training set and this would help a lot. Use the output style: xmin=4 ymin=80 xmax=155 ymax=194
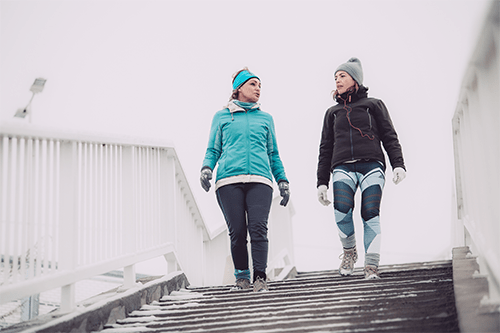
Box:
xmin=332 ymin=161 xmax=385 ymax=266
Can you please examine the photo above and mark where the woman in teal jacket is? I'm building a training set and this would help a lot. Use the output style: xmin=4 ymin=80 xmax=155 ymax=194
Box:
xmin=200 ymin=68 xmax=290 ymax=292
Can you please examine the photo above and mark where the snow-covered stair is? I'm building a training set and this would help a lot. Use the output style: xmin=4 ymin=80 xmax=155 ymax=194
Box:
xmin=99 ymin=260 xmax=459 ymax=332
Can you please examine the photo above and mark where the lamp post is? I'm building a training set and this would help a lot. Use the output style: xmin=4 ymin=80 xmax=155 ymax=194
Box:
xmin=14 ymin=77 xmax=47 ymax=123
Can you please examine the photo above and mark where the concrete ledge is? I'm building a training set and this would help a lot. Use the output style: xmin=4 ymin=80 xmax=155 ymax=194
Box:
xmin=452 ymin=246 xmax=500 ymax=333
xmin=2 ymin=271 xmax=189 ymax=333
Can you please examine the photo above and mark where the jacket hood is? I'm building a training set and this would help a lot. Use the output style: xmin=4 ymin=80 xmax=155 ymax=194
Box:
xmin=227 ymin=100 xmax=261 ymax=114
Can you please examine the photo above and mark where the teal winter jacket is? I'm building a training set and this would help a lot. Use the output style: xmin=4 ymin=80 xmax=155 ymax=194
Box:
xmin=202 ymin=101 xmax=288 ymax=188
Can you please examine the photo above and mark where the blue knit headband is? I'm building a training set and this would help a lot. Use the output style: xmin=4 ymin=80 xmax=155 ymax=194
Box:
xmin=232 ymin=70 xmax=260 ymax=90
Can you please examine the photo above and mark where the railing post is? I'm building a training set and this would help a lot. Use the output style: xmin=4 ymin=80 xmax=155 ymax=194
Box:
xmin=452 ymin=113 xmax=466 ymax=248
xmin=123 ymin=265 xmax=136 ymax=288
xmin=60 ymin=284 xmax=75 ymax=313
xmin=161 ymin=149 xmax=181 ymax=276
xmin=58 ymin=141 xmax=78 ymax=312
xmin=164 ymin=252 xmax=179 ymax=274
xmin=122 ymin=146 xmax=136 ymax=287
xmin=165 ymin=150 xmax=177 ymax=251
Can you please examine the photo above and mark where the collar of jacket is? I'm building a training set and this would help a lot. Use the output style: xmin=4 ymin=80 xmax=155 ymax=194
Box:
xmin=335 ymin=86 xmax=369 ymax=103
xmin=226 ymin=100 xmax=261 ymax=114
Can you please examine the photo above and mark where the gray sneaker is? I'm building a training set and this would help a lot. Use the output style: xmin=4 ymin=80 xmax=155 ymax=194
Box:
xmin=364 ymin=265 xmax=380 ymax=279
xmin=339 ymin=247 xmax=358 ymax=276
xmin=253 ymin=277 xmax=269 ymax=292
xmin=231 ymin=278 xmax=251 ymax=291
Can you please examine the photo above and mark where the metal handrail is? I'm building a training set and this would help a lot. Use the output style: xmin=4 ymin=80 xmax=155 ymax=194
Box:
xmin=0 ymin=123 xmax=225 ymax=312
xmin=451 ymin=0 xmax=499 ymax=306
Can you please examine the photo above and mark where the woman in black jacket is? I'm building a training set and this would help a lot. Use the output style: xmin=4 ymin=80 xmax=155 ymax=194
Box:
xmin=316 ymin=57 xmax=406 ymax=279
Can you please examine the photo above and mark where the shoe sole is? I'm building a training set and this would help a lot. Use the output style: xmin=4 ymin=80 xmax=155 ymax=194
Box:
xmin=230 ymin=285 xmax=250 ymax=291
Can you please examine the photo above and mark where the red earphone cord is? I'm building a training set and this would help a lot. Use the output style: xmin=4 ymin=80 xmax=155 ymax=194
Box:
xmin=338 ymin=90 xmax=375 ymax=141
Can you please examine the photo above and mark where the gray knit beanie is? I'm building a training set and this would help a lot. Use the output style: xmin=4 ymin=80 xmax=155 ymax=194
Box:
xmin=335 ymin=57 xmax=363 ymax=86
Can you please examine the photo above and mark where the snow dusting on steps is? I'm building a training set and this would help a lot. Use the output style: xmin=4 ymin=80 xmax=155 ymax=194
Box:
xmin=98 ymin=260 xmax=459 ymax=332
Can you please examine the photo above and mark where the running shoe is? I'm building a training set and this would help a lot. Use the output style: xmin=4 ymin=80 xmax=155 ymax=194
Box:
xmin=339 ymin=246 xmax=358 ymax=276
xmin=364 ymin=264 xmax=381 ymax=279
xmin=231 ymin=278 xmax=251 ymax=291
xmin=253 ymin=277 xmax=269 ymax=292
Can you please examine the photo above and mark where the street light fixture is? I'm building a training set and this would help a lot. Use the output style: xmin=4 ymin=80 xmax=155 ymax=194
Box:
xmin=14 ymin=77 xmax=47 ymax=123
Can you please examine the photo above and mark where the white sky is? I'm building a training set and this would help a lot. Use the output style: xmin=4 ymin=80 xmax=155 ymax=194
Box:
xmin=0 ymin=0 xmax=492 ymax=272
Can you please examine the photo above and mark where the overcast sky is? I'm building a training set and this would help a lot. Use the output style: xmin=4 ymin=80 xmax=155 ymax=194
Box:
xmin=0 ymin=0 xmax=492 ymax=272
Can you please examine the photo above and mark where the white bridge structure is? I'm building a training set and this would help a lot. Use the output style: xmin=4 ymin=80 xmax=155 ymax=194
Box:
xmin=451 ymin=0 xmax=499 ymax=309
xmin=0 ymin=124 xmax=295 ymax=319
xmin=0 ymin=1 xmax=499 ymax=327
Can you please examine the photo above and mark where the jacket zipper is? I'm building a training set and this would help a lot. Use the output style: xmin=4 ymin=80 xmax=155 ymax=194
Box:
xmin=349 ymin=126 xmax=354 ymax=160
xmin=245 ymin=110 xmax=251 ymax=175
xmin=348 ymin=105 xmax=354 ymax=160
xmin=367 ymin=108 xmax=372 ymax=129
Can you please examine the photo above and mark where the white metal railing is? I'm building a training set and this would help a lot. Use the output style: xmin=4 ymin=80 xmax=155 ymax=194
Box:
xmin=267 ymin=191 xmax=296 ymax=279
xmin=0 ymin=123 xmax=227 ymax=312
xmin=452 ymin=0 xmax=499 ymax=306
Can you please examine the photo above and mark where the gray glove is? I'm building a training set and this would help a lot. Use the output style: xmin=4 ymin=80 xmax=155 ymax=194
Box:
xmin=279 ymin=181 xmax=290 ymax=207
xmin=200 ymin=168 xmax=212 ymax=192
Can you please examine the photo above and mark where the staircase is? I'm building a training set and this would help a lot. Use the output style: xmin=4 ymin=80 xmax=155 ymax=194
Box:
xmin=100 ymin=260 xmax=459 ymax=332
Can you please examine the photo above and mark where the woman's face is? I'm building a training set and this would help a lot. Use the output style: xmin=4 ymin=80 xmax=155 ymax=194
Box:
xmin=335 ymin=70 xmax=356 ymax=95
xmin=237 ymin=78 xmax=261 ymax=103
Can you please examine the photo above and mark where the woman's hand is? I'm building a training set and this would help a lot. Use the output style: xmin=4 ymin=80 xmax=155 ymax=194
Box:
xmin=279 ymin=181 xmax=290 ymax=207
xmin=392 ymin=167 xmax=406 ymax=185
xmin=317 ymin=185 xmax=331 ymax=206
xmin=200 ymin=168 xmax=213 ymax=192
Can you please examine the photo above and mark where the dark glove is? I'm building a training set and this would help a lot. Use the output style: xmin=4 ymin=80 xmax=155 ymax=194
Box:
xmin=200 ymin=168 xmax=212 ymax=192
xmin=278 ymin=181 xmax=290 ymax=207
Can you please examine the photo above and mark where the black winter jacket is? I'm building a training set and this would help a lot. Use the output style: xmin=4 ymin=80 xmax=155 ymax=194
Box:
xmin=317 ymin=87 xmax=406 ymax=188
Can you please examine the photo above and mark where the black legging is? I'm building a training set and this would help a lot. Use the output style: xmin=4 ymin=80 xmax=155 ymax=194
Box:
xmin=216 ymin=182 xmax=273 ymax=280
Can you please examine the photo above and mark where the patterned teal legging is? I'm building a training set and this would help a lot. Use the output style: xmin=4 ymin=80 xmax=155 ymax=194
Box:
xmin=332 ymin=160 xmax=385 ymax=267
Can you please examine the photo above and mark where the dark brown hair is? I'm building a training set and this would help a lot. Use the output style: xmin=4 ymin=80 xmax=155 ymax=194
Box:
xmin=230 ymin=67 xmax=250 ymax=100
xmin=331 ymin=82 xmax=359 ymax=100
